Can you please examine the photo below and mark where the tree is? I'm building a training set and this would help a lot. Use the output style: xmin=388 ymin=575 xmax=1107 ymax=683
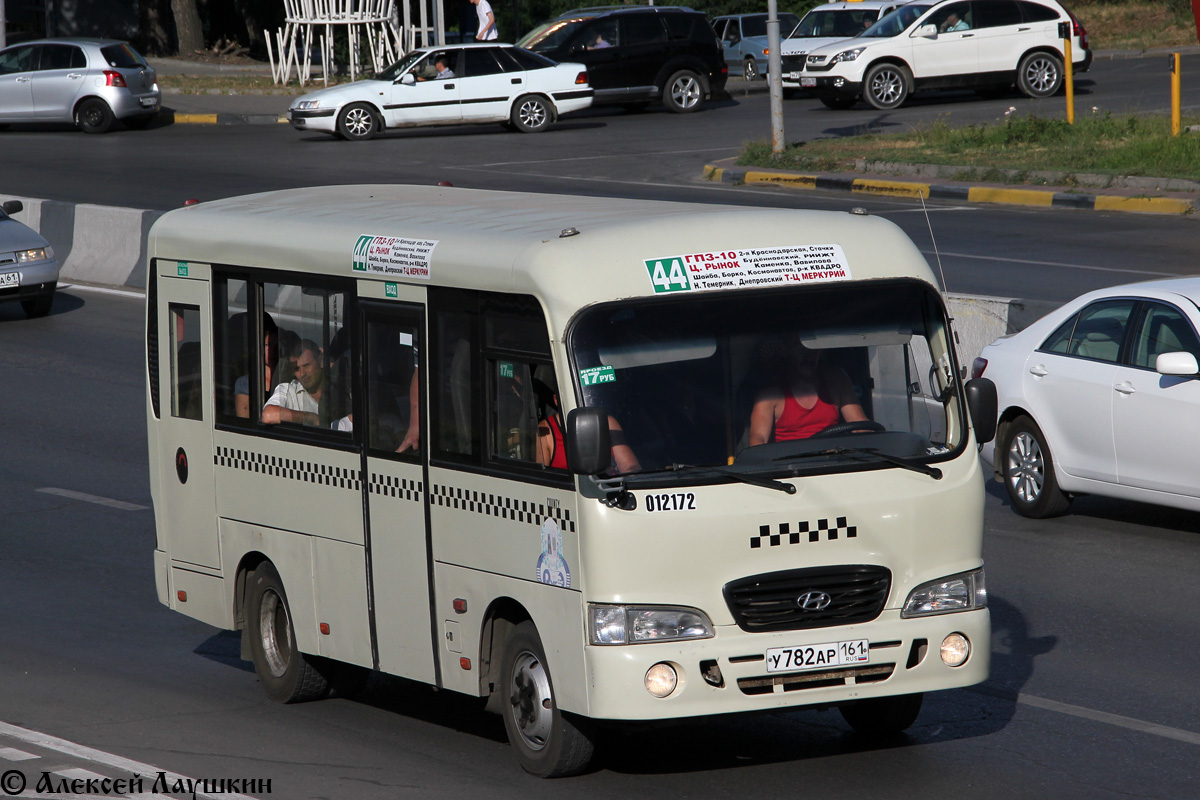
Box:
xmin=172 ymin=0 xmax=205 ymax=54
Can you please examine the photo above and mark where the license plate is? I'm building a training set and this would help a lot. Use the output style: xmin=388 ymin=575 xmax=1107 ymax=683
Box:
xmin=0 ymin=272 xmax=19 ymax=287
xmin=800 ymin=77 xmax=816 ymax=88
xmin=140 ymin=96 xmax=158 ymax=107
xmin=765 ymin=639 xmax=868 ymax=673
xmin=788 ymin=71 xmax=802 ymax=81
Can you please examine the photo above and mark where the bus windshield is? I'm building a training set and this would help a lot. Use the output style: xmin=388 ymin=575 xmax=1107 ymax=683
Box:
xmin=568 ymin=280 xmax=965 ymax=479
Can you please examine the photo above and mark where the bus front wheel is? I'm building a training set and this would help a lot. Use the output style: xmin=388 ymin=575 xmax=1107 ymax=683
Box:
xmin=500 ymin=621 xmax=595 ymax=777
xmin=245 ymin=562 xmax=330 ymax=703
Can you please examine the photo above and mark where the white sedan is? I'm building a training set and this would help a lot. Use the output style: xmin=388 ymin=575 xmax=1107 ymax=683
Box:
xmin=287 ymin=44 xmax=592 ymax=140
xmin=976 ymin=277 xmax=1200 ymax=518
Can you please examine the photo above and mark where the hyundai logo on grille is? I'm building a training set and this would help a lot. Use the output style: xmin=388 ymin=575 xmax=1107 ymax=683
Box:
xmin=796 ymin=591 xmax=832 ymax=611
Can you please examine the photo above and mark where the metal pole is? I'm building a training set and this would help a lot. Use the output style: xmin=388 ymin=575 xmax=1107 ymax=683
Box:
xmin=1171 ymin=53 xmax=1181 ymax=137
xmin=767 ymin=0 xmax=784 ymax=153
xmin=1059 ymin=21 xmax=1074 ymax=125
xmin=0 ymin=0 xmax=6 ymax=50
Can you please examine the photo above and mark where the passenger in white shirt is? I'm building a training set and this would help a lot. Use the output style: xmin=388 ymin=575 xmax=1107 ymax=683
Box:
xmin=263 ymin=339 xmax=325 ymax=426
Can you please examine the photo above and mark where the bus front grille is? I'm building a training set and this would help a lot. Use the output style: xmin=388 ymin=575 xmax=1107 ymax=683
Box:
xmin=723 ymin=565 xmax=891 ymax=633
xmin=736 ymin=663 xmax=894 ymax=695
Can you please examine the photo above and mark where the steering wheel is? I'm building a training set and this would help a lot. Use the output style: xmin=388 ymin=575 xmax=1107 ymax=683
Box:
xmin=809 ymin=420 xmax=886 ymax=439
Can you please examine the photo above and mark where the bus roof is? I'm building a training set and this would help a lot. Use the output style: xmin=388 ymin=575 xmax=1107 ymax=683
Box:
xmin=148 ymin=184 xmax=938 ymax=317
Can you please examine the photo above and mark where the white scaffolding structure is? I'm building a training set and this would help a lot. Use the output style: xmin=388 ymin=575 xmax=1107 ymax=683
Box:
xmin=267 ymin=0 xmax=410 ymax=87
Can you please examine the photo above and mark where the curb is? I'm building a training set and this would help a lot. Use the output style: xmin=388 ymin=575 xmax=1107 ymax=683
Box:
xmin=702 ymin=165 xmax=1197 ymax=216
xmin=167 ymin=111 xmax=289 ymax=125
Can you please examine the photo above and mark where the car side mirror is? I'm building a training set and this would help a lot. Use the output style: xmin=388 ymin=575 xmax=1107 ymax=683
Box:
xmin=914 ymin=24 xmax=938 ymax=38
xmin=569 ymin=43 xmax=586 ymax=56
xmin=1 ymin=200 xmax=23 ymax=215
xmin=567 ymin=407 xmax=611 ymax=475
xmin=399 ymin=73 xmax=415 ymax=85
xmin=965 ymin=378 xmax=997 ymax=444
xmin=1156 ymin=351 xmax=1199 ymax=376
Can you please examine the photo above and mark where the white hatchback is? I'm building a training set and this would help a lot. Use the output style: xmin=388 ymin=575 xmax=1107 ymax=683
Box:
xmin=976 ymin=278 xmax=1200 ymax=518
xmin=287 ymin=43 xmax=592 ymax=139
xmin=779 ymin=0 xmax=918 ymax=95
xmin=800 ymin=0 xmax=1091 ymax=110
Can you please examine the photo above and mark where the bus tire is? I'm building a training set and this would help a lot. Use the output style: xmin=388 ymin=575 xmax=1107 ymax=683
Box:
xmin=500 ymin=621 xmax=595 ymax=777
xmin=245 ymin=563 xmax=330 ymax=703
xmin=839 ymin=692 xmax=923 ymax=734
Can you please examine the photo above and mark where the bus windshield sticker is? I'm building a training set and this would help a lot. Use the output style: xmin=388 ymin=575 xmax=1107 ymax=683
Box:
xmin=644 ymin=245 xmax=851 ymax=294
xmin=537 ymin=519 xmax=571 ymax=588
xmin=579 ymin=365 xmax=615 ymax=386
xmin=352 ymin=234 xmax=437 ymax=279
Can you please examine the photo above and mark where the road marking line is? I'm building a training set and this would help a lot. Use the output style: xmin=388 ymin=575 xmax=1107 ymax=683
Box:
xmin=0 ymin=746 xmax=38 ymax=761
xmin=0 ymin=721 xmax=256 ymax=800
xmin=924 ymin=250 xmax=1176 ymax=277
xmin=1017 ymin=692 xmax=1200 ymax=746
xmin=37 ymin=488 xmax=150 ymax=512
xmin=470 ymin=146 xmax=738 ymax=167
xmin=58 ymin=283 xmax=145 ymax=299
xmin=53 ymin=767 xmax=108 ymax=780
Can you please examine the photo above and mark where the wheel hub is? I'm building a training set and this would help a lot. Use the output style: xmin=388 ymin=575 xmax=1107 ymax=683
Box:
xmin=1008 ymin=432 xmax=1045 ymax=503
xmin=508 ymin=652 xmax=552 ymax=751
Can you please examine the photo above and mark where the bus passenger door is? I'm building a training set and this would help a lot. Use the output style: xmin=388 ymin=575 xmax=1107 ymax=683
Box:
xmin=361 ymin=301 xmax=436 ymax=683
xmin=154 ymin=268 xmax=220 ymax=569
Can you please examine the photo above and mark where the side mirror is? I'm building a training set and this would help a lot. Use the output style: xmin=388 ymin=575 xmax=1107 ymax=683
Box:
xmin=1156 ymin=351 xmax=1199 ymax=376
xmin=914 ymin=23 xmax=938 ymax=38
xmin=965 ymin=378 xmax=997 ymax=444
xmin=567 ymin=407 xmax=611 ymax=475
xmin=399 ymin=73 xmax=415 ymax=85
xmin=569 ymin=43 xmax=586 ymax=56
xmin=1 ymin=200 xmax=23 ymax=215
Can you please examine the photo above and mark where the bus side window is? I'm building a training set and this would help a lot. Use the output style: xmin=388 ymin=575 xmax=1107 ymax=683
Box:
xmin=214 ymin=277 xmax=250 ymax=423
xmin=433 ymin=310 xmax=478 ymax=457
xmin=169 ymin=304 xmax=203 ymax=421
xmin=366 ymin=316 xmax=421 ymax=455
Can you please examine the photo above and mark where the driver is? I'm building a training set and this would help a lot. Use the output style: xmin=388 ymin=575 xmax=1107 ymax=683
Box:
xmin=748 ymin=338 xmax=868 ymax=444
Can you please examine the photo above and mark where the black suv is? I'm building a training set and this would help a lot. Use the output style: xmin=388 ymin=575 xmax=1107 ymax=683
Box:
xmin=517 ymin=6 xmax=727 ymax=112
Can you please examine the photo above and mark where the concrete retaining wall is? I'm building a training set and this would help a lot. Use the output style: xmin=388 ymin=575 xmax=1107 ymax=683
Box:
xmin=1 ymin=194 xmax=1060 ymax=364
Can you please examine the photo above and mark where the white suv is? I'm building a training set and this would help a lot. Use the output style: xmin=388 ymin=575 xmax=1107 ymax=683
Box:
xmin=800 ymin=0 xmax=1091 ymax=110
xmin=779 ymin=0 xmax=919 ymax=96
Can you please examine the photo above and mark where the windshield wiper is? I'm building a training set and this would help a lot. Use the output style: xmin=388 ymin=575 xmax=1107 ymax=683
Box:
xmin=665 ymin=464 xmax=796 ymax=494
xmin=774 ymin=447 xmax=942 ymax=479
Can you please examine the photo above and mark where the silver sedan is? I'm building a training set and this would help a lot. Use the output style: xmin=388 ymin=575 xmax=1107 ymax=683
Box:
xmin=0 ymin=200 xmax=59 ymax=318
xmin=0 ymin=38 xmax=160 ymax=133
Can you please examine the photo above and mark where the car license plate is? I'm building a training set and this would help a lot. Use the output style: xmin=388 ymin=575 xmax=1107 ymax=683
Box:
xmin=800 ymin=77 xmax=816 ymax=88
xmin=1 ymin=272 xmax=19 ymax=287
xmin=788 ymin=71 xmax=802 ymax=81
xmin=765 ymin=639 xmax=868 ymax=673
xmin=140 ymin=96 xmax=158 ymax=107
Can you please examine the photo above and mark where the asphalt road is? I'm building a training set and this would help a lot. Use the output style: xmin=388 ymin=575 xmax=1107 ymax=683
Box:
xmin=1 ymin=288 xmax=1197 ymax=798
xmin=1 ymin=50 xmax=1198 ymax=799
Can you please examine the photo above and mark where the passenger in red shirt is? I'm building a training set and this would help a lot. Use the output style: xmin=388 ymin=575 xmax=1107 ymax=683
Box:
xmin=748 ymin=339 xmax=869 ymax=444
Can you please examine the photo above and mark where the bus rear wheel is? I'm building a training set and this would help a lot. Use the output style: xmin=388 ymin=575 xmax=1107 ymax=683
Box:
xmin=245 ymin=562 xmax=330 ymax=703
xmin=500 ymin=621 xmax=595 ymax=777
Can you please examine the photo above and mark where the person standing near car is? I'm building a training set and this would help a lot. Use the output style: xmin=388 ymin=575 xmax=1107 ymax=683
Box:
xmin=471 ymin=0 xmax=498 ymax=41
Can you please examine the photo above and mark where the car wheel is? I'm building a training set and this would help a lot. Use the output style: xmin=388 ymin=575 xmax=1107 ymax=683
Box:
xmin=1002 ymin=415 xmax=1072 ymax=518
xmin=336 ymin=103 xmax=379 ymax=141
xmin=663 ymin=70 xmax=704 ymax=113
xmin=500 ymin=621 xmax=595 ymax=777
xmin=245 ymin=562 xmax=331 ymax=703
xmin=75 ymin=98 xmax=114 ymax=134
xmin=840 ymin=693 xmax=923 ymax=735
xmin=743 ymin=57 xmax=760 ymax=81
xmin=820 ymin=96 xmax=858 ymax=110
xmin=1017 ymin=51 xmax=1063 ymax=99
xmin=20 ymin=292 xmax=54 ymax=318
xmin=863 ymin=63 xmax=910 ymax=110
xmin=511 ymin=94 xmax=555 ymax=133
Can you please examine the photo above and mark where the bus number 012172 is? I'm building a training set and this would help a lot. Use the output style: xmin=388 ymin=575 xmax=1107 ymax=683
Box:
xmin=644 ymin=492 xmax=696 ymax=512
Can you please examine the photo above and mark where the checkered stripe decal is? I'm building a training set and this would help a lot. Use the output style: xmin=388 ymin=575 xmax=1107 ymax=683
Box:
xmin=750 ymin=517 xmax=857 ymax=548
xmin=369 ymin=473 xmax=423 ymax=502
xmin=215 ymin=446 xmax=362 ymax=490
xmin=430 ymin=484 xmax=575 ymax=533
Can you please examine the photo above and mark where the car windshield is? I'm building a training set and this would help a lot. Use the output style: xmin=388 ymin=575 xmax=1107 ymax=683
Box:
xmin=100 ymin=42 xmax=147 ymax=68
xmin=517 ymin=16 xmax=592 ymax=50
xmin=375 ymin=50 xmax=428 ymax=81
xmin=569 ymin=280 xmax=967 ymax=482
xmin=740 ymin=13 xmax=800 ymax=37
xmin=863 ymin=3 xmax=931 ymax=37
xmin=790 ymin=9 xmax=878 ymax=38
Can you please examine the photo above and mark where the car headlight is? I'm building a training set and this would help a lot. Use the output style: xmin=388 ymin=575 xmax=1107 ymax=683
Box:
xmin=831 ymin=47 xmax=866 ymax=63
xmin=901 ymin=569 xmax=986 ymax=618
xmin=589 ymin=604 xmax=714 ymax=645
xmin=16 ymin=247 xmax=52 ymax=263
xmin=296 ymin=100 xmax=321 ymax=110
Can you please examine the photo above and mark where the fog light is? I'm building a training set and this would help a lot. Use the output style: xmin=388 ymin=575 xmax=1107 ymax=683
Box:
xmin=940 ymin=633 xmax=970 ymax=667
xmin=834 ymin=77 xmax=845 ymax=88
xmin=645 ymin=663 xmax=678 ymax=698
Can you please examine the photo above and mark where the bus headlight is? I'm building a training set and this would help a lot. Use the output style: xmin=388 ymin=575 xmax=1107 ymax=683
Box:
xmin=589 ymin=604 xmax=714 ymax=645
xmin=901 ymin=569 xmax=986 ymax=618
